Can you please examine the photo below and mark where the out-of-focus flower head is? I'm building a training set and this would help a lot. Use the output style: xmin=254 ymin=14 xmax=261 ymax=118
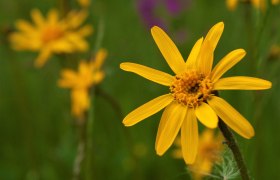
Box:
xmin=58 ymin=49 xmax=107 ymax=119
xmin=173 ymin=129 xmax=224 ymax=180
xmin=9 ymin=9 xmax=93 ymax=68
xmin=226 ymin=0 xmax=279 ymax=11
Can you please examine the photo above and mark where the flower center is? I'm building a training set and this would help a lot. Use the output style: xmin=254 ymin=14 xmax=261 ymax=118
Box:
xmin=41 ymin=26 xmax=63 ymax=43
xmin=170 ymin=70 xmax=213 ymax=108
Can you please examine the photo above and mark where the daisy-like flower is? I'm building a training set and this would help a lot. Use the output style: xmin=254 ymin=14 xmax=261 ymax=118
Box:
xmin=120 ymin=22 xmax=272 ymax=164
xmin=173 ymin=129 xmax=224 ymax=180
xmin=58 ymin=49 xmax=107 ymax=119
xmin=226 ymin=0 xmax=279 ymax=11
xmin=9 ymin=9 xmax=93 ymax=68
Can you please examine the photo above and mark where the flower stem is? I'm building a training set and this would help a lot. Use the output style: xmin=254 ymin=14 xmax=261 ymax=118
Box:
xmin=218 ymin=119 xmax=250 ymax=180
xmin=72 ymin=120 xmax=86 ymax=180
xmin=85 ymin=87 xmax=95 ymax=180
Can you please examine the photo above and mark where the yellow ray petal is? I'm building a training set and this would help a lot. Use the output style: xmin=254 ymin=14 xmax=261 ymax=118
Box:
xmin=156 ymin=102 xmax=187 ymax=155
xmin=195 ymin=102 xmax=218 ymax=128
xmin=15 ymin=20 xmax=36 ymax=33
xmin=123 ymin=94 xmax=173 ymax=126
xmin=31 ymin=9 xmax=45 ymax=27
xmin=181 ymin=108 xmax=198 ymax=164
xmin=120 ymin=62 xmax=174 ymax=86
xmin=78 ymin=25 xmax=93 ymax=37
xmin=204 ymin=22 xmax=224 ymax=51
xmin=58 ymin=70 xmax=78 ymax=88
xmin=92 ymin=49 xmax=107 ymax=70
xmin=34 ymin=48 xmax=52 ymax=68
xmin=196 ymin=40 xmax=214 ymax=75
xmin=185 ymin=37 xmax=204 ymax=68
xmin=213 ymin=76 xmax=272 ymax=90
xmin=211 ymin=49 xmax=246 ymax=83
xmin=208 ymin=96 xmax=255 ymax=139
xmin=47 ymin=9 xmax=59 ymax=25
xmin=151 ymin=26 xmax=185 ymax=74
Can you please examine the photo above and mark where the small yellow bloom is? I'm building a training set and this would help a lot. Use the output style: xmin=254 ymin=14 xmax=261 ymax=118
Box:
xmin=226 ymin=0 xmax=279 ymax=11
xmin=173 ymin=129 xmax=224 ymax=180
xmin=120 ymin=22 xmax=271 ymax=164
xmin=58 ymin=49 xmax=107 ymax=119
xmin=10 ymin=9 xmax=93 ymax=68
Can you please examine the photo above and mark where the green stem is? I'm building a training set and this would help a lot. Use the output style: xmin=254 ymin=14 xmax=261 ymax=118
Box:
xmin=72 ymin=120 xmax=86 ymax=180
xmin=85 ymin=87 xmax=95 ymax=180
xmin=218 ymin=120 xmax=250 ymax=180
xmin=95 ymin=87 xmax=123 ymax=120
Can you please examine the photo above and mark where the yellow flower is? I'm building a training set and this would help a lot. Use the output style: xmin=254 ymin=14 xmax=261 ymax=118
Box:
xmin=226 ymin=0 xmax=279 ymax=11
xmin=58 ymin=49 xmax=107 ymax=119
xmin=173 ymin=129 xmax=224 ymax=180
xmin=9 ymin=9 xmax=93 ymax=68
xmin=120 ymin=22 xmax=271 ymax=164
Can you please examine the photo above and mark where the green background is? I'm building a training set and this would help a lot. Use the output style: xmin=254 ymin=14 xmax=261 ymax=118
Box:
xmin=0 ymin=0 xmax=279 ymax=179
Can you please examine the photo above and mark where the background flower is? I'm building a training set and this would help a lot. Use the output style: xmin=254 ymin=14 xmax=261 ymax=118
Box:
xmin=58 ymin=49 xmax=107 ymax=119
xmin=9 ymin=9 xmax=93 ymax=67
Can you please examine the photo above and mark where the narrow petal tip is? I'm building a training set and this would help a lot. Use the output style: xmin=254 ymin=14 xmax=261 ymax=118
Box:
xmin=119 ymin=62 xmax=128 ymax=70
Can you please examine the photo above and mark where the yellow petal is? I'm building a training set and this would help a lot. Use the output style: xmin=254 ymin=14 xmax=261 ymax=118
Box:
xmin=78 ymin=25 xmax=93 ymax=37
xmin=15 ymin=20 xmax=35 ymax=33
xmin=71 ymin=89 xmax=89 ymax=118
xmin=66 ymin=33 xmax=88 ymax=51
xmin=58 ymin=70 xmax=78 ymax=88
xmin=196 ymin=40 xmax=214 ymax=75
xmin=213 ymin=76 xmax=272 ymax=90
xmin=31 ymin=9 xmax=45 ymax=27
xmin=185 ymin=37 xmax=204 ymax=68
xmin=123 ymin=94 xmax=173 ymax=126
xmin=120 ymin=62 xmax=174 ymax=86
xmin=181 ymin=108 xmax=198 ymax=164
xmin=47 ymin=9 xmax=59 ymax=25
xmin=211 ymin=49 xmax=246 ymax=83
xmin=34 ymin=48 xmax=52 ymax=68
xmin=92 ymin=49 xmax=107 ymax=70
xmin=195 ymin=102 xmax=218 ymax=128
xmin=208 ymin=96 xmax=255 ymax=139
xmin=155 ymin=102 xmax=187 ymax=155
xmin=204 ymin=22 xmax=224 ymax=51
xmin=92 ymin=71 xmax=104 ymax=84
xmin=151 ymin=26 xmax=185 ymax=74
xmin=66 ymin=10 xmax=88 ymax=29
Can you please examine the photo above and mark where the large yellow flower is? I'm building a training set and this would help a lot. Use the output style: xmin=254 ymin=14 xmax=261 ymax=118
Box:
xmin=10 ymin=9 xmax=93 ymax=68
xmin=173 ymin=129 xmax=224 ymax=180
xmin=120 ymin=22 xmax=271 ymax=164
xmin=226 ymin=0 xmax=279 ymax=11
xmin=58 ymin=49 xmax=107 ymax=119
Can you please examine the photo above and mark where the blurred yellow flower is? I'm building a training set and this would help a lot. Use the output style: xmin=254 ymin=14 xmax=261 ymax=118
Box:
xmin=10 ymin=9 xmax=93 ymax=68
xmin=120 ymin=22 xmax=271 ymax=164
xmin=78 ymin=0 xmax=91 ymax=8
xmin=173 ymin=129 xmax=224 ymax=180
xmin=226 ymin=0 xmax=279 ymax=11
xmin=58 ymin=49 xmax=107 ymax=119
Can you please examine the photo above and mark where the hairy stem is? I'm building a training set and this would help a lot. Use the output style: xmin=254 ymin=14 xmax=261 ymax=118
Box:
xmin=218 ymin=120 xmax=250 ymax=180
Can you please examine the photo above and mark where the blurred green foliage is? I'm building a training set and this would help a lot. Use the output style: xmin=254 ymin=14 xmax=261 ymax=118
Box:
xmin=0 ymin=0 xmax=280 ymax=179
